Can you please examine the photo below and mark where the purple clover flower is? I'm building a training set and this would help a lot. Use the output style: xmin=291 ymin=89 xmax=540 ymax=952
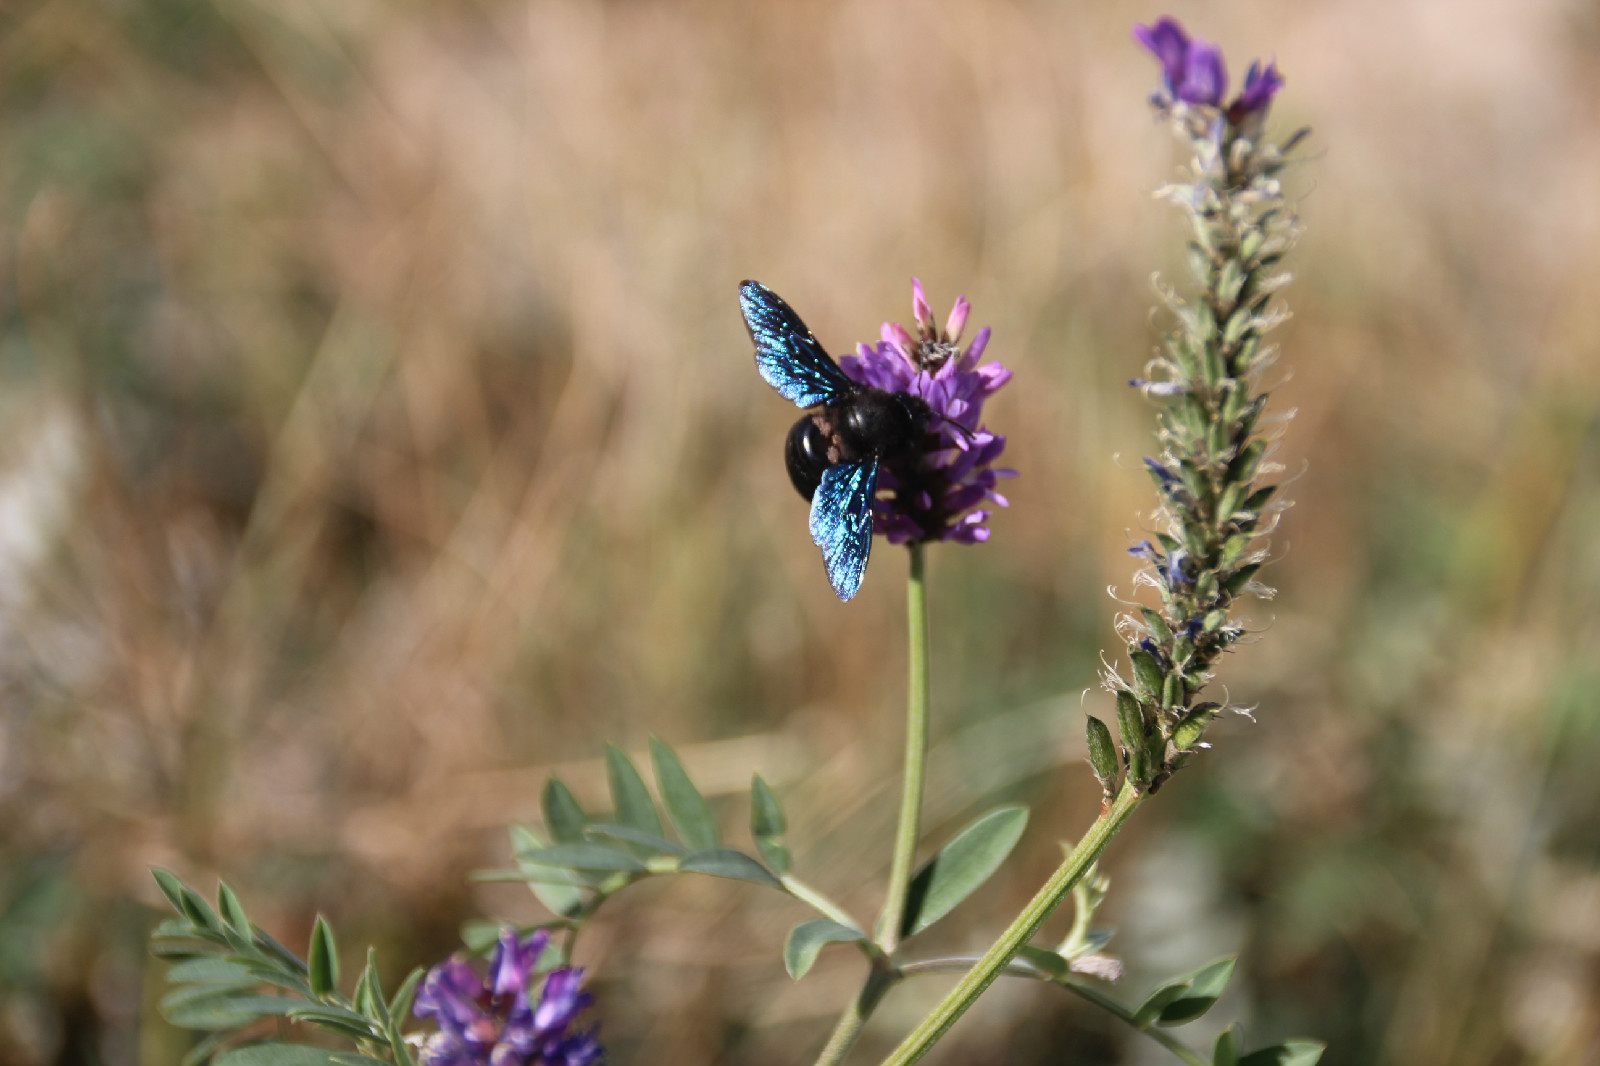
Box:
xmin=1134 ymin=17 xmax=1283 ymax=121
xmin=413 ymin=929 xmax=602 ymax=1066
xmin=838 ymin=279 xmax=1015 ymax=545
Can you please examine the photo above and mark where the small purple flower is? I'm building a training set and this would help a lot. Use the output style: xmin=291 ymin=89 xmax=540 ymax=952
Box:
xmin=414 ymin=929 xmax=603 ymax=1066
xmin=838 ymin=280 xmax=1015 ymax=545
xmin=1134 ymin=17 xmax=1226 ymax=106
xmin=1228 ymin=60 xmax=1284 ymax=121
xmin=1134 ymin=17 xmax=1284 ymax=121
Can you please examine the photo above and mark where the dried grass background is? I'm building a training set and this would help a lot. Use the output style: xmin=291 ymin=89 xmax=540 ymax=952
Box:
xmin=2 ymin=0 xmax=1599 ymax=1063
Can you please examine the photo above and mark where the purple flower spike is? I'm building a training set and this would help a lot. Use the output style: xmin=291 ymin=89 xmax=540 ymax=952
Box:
xmin=837 ymin=282 xmax=1014 ymax=545
xmin=415 ymin=930 xmax=603 ymax=1066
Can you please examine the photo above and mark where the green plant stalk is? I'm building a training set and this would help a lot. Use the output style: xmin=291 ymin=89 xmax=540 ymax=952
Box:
xmin=814 ymin=545 xmax=931 ymax=1066
xmin=878 ymin=542 xmax=929 ymax=955
xmin=816 ymin=964 xmax=896 ymax=1066
xmin=895 ymin=958 xmax=1208 ymax=1066
xmin=879 ymin=779 xmax=1144 ymax=1066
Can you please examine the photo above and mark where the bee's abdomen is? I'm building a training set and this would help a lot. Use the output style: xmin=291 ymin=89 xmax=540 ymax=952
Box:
xmin=785 ymin=416 xmax=832 ymax=500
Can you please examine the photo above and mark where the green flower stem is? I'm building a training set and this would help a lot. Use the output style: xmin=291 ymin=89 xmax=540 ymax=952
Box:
xmin=896 ymin=958 xmax=1208 ymax=1066
xmin=878 ymin=542 xmax=930 ymax=955
xmin=813 ymin=545 xmax=932 ymax=1066
xmin=895 ymin=957 xmax=1209 ymax=1066
xmin=816 ymin=964 xmax=895 ymax=1066
xmin=879 ymin=779 xmax=1145 ymax=1066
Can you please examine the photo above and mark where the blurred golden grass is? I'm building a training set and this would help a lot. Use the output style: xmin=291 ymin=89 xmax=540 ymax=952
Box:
xmin=1 ymin=0 xmax=1599 ymax=1062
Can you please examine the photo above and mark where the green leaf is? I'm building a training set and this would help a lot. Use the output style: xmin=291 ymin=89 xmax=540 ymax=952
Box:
xmin=1157 ymin=956 xmax=1236 ymax=1025
xmin=151 ymin=917 xmax=205 ymax=941
xmin=584 ymin=823 xmax=687 ymax=856
xmin=677 ymin=849 xmax=783 ymax=888
xmin=179 ymin=1030 xmax=231 ymax=1066
xmin=152 ymin=868 xmax=189 ymax=915
xmin=178 ymin=885 xmax=225 ymax=935
xmin=783 ymin=919 xmax=864 ymax=979
xmin=308 ymin=915 xmax=339 ymax=997
xmin=216 ymin=1045 xmax=393 ymax=1066
xmin=606 ymin=744 xmax=664 ymax=838
xmin=216 ymin=882 xmax=252 ymax=937
xmin=1015 ymin=945 xmax=1070 ymax=980
xmin=1133 ymin=982 xmax=1189 ymax=1027
xmin=510 ymin=826 xmax=587 ymax=918
xmin=286 ymin=1001 xmax=385 ymax=1039
xmin=252 ymin=928 xmax=310 ymax=976
xmin=388 ymin=966 xmax=426 ymax=1027
xmin=1214 ymin=1023 xmax=1242 ymax=1066
xmin=461 ymin=920 xmax=504 ymax=953
xmin=217 ymin=1044 xmax=359 ymax=1066
xmin=522 ymin=842 xmax=646 ymax=872
xmin=164 ymin=957 xmax=257 ymax=985
xmin=354 ymin=947 xmax=389 ymax=1025
xmin=163 ymin=991 xmax=287 ymax=1030
xmin=542 ymin=777 xmax=588 ymax=844
xmin=1238 ymin=1039 xmax=1325 ymax=1066
xmin=900 ymin=805 xmax=1030 ymax=938
xmin=650 ymin=737 xmax=720 ymax=850
xmin=750 ymin=774 xmax=792 ymax=875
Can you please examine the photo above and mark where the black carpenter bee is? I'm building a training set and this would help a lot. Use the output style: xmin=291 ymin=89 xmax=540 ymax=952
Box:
xmin=739 ymin=280 xmax=932 ymax=600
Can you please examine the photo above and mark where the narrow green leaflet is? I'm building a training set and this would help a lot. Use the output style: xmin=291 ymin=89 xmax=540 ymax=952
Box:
xmin=542 ymin=777 xmax=588 ymax=844
xmin=461 ymin=919 xmax=504 ymax=953
xmin=1015 ymin=945 xmax=1070 ymax=980
xmin=606 ymin=744 xmax=664 ymax=838
xmin=650 ymin=737 xmax=720 ymax=851
xmin=677 ymin=849 xmax=783 ymax=888
xmin=784 ymin=919 xmax=865 ymax=979
xmin=179 ymin=1030 xmax=231 ymax=1066
xmin=510 ymin=826 xmax=586 ymax=918
xmin=750 ymin=774 xmax=792 ymax=875
xmin=164 ymin=958 xmax=258 ymax=986
xmin=1214 ymin=1023 xmax=1242 ymax=1066
xmin=584 ymin=823 xmax=686 ymax=856
xmin=388 ymin=966 xmax=426 ymax=1037
xmin=217 ymin=882 xmax=252 ymax=937
xmin=1154 ymin=956 xmax=1236 ymax=1026
xmin=521 ymin=842 xmax=645 ymax=873
xmin=900 ymin=805 xmax=1030 ymax=938
xmin=152 ymin=867 xmax=189 ymax=914
xmin=165 ymin=992 xmax=329 ymax=1031
xmin=1238 ymin=1039 xmax=1325 ymax=1066
xmin=216 ymin=1045 xmax=390 ymax=1066
xmin=308 ymin=915 xmax=339 ymax=998
xmin=353 ymin=947 xmax=390 ymax=1025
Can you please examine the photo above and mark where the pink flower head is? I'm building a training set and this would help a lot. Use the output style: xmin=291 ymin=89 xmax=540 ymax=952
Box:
xmin=838 ymin=281 xmax=1015 ymax=545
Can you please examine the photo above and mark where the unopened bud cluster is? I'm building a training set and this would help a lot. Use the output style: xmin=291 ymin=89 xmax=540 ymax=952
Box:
xmin=1089 ymin=44 xmax=1307 ymax=799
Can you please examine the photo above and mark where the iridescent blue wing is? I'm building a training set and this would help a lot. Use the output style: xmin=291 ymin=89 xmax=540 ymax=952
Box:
xmin=809 ymin=458 xmax=878 ymax=601
xmin=740 ymin=280 xmax=852 ymax=409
